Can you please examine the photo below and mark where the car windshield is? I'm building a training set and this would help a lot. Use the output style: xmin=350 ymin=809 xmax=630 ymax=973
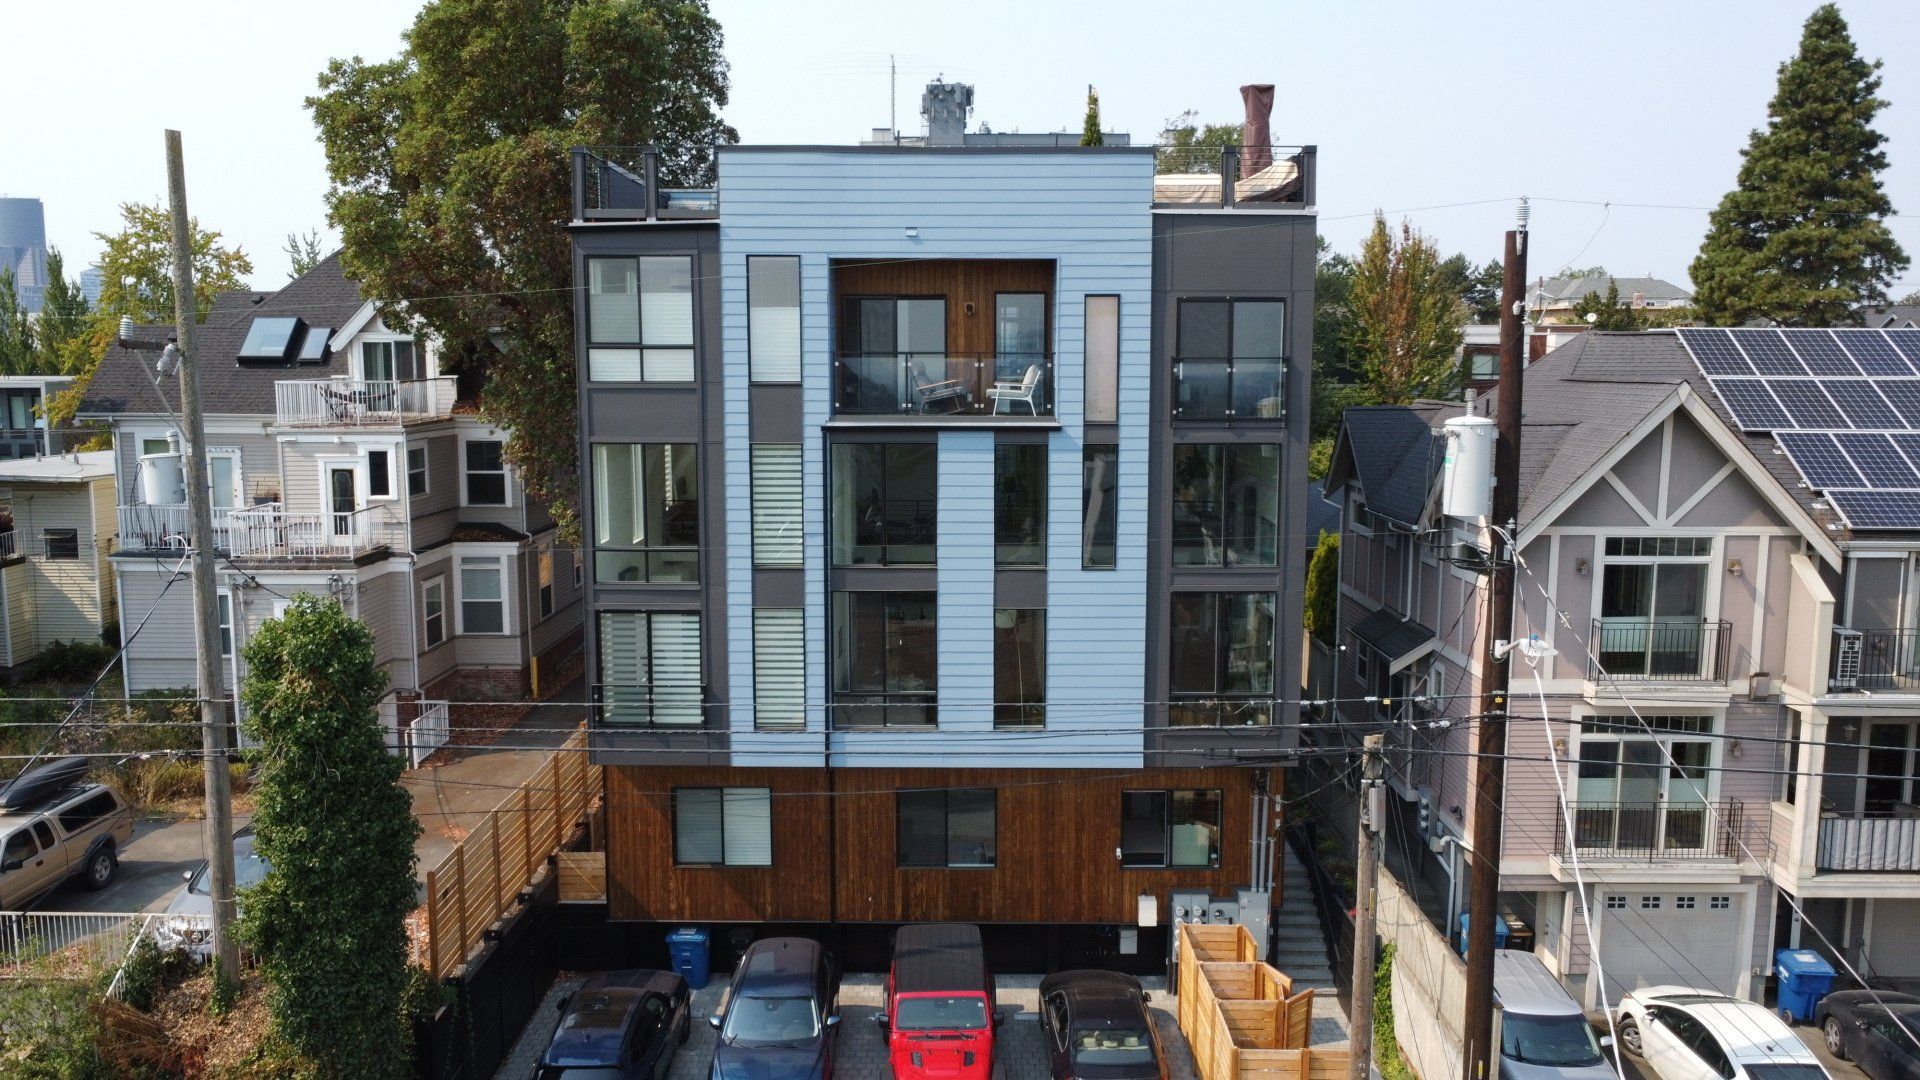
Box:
xmin=724 ymin=994 xmax=819 ymax=1046
xmin=189 ymin=851 xmax=269 ymax=894
xmin=1500 ymin=1012 xmax=1603 ymax=1067
xmin=1071 ymin=1027 xmax=1155 ymax=1065
xmin=535 ymin=1069 xmax=624 ymax=1080
xmin=1743 ymin=1066 xmax=1830 ymax=1079
xmin=895 ymin=995 xmax=989 ymax=1032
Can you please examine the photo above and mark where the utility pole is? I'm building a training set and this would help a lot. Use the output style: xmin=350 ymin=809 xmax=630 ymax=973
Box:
xmin=166 ymin=129 xmax=241 ymax=976
xmin=1462 ymin=199 xmax=1527 ymax=1080
xmin=1349 ymin=733 xmax=1383 ymax=1080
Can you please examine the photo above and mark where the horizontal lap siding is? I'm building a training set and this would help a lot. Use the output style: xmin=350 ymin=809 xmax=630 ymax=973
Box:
xmin=937 ymin=432 xmax=994 ymax=735
xmin=117 ymin=563 xmax=196 ymax=692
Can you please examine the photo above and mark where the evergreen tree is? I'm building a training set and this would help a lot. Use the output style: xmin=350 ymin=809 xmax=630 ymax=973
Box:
xmin=282 ymin=229 xmax=326 ymax=279
xmin=1305 ymin=532 xmax=1339 ymax=646
xmin=34 ymin=249 xmax=92 ymax=375
xmin=1690 ymin=4 xmax=1907 ymax=325
xmin=0 ymin=271 xmax=30 ymax=378
xmin=1346 ymin=215 xmax=1464 ymax=405
xmin=1572 ymin=281 xmax=1645 ymax=331
xmin=1080 ymin=85 xmax=1103 ymax=147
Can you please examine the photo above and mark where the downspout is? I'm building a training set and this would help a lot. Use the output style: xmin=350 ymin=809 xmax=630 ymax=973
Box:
xmin=404 ymin=555 xmax=421 ymax=696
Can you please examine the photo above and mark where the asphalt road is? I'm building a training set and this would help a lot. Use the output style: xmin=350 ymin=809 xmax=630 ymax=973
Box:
xmin=34 ymin=813 xmax=240 ymax=915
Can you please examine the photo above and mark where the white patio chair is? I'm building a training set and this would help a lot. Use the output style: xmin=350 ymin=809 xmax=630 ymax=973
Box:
xmin=987 ymin=364 xmax=1042 ymax=415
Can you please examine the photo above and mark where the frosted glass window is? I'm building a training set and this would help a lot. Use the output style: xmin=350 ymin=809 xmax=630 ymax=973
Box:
xmin=749 ymin=256 xmax=801 ymax=383
xmin=588 ymin=258 xmax=640 ymax=343
xmin=640 ymin=256 xmax=693 ymax=346
xmin=1085 ymin=295 xmax=1119 ymax=423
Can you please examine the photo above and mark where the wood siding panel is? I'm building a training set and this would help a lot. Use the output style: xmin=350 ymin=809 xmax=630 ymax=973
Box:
xmin=829 ymin=259 xmax=1054 ymax=357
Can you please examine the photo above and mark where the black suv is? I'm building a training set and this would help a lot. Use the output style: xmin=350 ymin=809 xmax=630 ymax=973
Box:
xmin=1039 ymin=970 xmax=1167 ymax=1080
xmin=537 ymin=969 xmax=691 ymax=1080
xmin=708 ymin=937 xmax=841 ymax=1080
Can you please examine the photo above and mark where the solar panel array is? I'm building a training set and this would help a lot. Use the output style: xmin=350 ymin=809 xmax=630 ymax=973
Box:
xmin=1676 ymin=327 xmax=1920 ymax=529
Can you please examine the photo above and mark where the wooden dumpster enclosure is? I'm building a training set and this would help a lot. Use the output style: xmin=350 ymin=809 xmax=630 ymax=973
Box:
xmin=1176 ymin=924 xmax=1351 ymax=1080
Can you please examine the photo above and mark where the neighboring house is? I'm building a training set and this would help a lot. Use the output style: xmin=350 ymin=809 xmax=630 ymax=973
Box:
xmin=1456 ymin=324 xmax=1591 ymax=398
xmin=1323 ymin=328 xmax=1876 ymax=1009
xmin=566 ymin=100 xmax=1315 ymax=957
xmin=1528 ymin=274 xmax=1692 ymax=323
xmin=77 ymin=255 xmax=583 ymax=740
xmin=0 ymin=375 xmax=79 ymax=459
xmin=0 ymin=451 xmax=118 ymax=668
xmin=1862 ymin=304 xmax=1920 ymax=330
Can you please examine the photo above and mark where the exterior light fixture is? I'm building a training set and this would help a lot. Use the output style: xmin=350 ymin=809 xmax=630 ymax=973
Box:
xmin=1726 ymin=558 xmax=1743 ymax=576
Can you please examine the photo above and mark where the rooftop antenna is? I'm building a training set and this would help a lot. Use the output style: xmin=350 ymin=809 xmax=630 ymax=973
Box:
xmin=890 ymin=55 xmax=896 ymax=141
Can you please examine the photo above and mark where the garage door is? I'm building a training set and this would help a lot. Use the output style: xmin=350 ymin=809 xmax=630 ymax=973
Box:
xmin=1597 ymin=891 xmax=1744 ymax=999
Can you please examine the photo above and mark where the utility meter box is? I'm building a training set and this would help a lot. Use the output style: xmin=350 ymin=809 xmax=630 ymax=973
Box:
xmin=1209 ymin=898 xmax=1240 ymax=926
xmin=1170 ymin=890 xmax=1211 ymax=926
xmin=1236 ymin=889 xmax=1272 ymax=961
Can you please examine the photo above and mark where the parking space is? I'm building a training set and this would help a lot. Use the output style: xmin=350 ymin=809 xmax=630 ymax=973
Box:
xmin=1607 ymin=1021 xmax=1868 ymax=1080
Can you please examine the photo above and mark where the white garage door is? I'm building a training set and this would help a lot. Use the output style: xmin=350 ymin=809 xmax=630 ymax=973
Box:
xmin=1598 ymin=891 xmax=1744 ymax=999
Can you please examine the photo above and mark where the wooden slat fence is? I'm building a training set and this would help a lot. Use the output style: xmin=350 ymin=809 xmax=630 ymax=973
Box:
xmin=422 ymin=727 xmax=599 ymax=979
xmin=1175 ymin=924 xmax=1351 ymax=1080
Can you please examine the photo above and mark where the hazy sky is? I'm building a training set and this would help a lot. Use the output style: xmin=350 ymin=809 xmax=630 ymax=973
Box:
xmin=6 ymin=0 xmax=1919 ymax=293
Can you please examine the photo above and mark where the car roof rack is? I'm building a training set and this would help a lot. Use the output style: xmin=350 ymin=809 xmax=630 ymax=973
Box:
xmin=0 ymin=757 xmax=91 ymax=813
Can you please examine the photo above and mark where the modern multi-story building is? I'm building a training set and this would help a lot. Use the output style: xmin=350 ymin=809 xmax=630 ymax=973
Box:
xmin=567 ymin=90 xmax=1316 ymax=958
xmin=1325 ymin=326 xmax=1920 ymax=1007
xmin=79 ymin=255 xmax=583 ymax=750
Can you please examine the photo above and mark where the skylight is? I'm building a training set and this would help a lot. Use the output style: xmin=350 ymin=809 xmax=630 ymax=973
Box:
xmin=297 ymin=328 xmax=331 ymax=361
xmin=238 ymin=317 xmax=304 ymax=360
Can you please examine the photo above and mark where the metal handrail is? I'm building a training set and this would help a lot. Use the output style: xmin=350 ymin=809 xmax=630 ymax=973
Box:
xmin=1588 ymin=618 xmax=1731 ymax=681
xmin=1553 ymin=799 xmax=1742 ymax=860
xmin=1829 ymin=627 xmax=1920 ymax=692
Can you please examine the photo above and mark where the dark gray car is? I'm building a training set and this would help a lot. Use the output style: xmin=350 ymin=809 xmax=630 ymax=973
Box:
xmin=708 ymin=938 xmax=840 ymax=1080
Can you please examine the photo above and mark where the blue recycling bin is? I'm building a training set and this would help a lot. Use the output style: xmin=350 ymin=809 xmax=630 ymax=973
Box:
xmin=667 ymin=926 xmax=712 ymax=990
xmin=1458 ymin=913 xmax=1509 ymax=956
xmin=1775 ymin=949 xmax=1837 ymax=1022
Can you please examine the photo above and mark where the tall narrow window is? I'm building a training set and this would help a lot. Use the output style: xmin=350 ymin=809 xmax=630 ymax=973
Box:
xmin=897 ymin=789 xmax=997 ymax=867
xmin=994 ymin=443 xmax=1046 ymax=566
xmin=673 ymin=787 xmax=772 ymax=866
xmin=216 ymin=591 xmax=233 ymax=656
xmin=598 ymin=611 xmax=703 ymax=726
xmin=1172 ymin=444 xmax=1280 ymax=566
xmin=752 ymin=608 xmax=805 ymax=729
xmin=407 ymin=444 xmax=429 ymax=497
xmin=748 ymin=256 xmax=802 ymax=383
xmin=831 ymin=443 xmax=935 ymax=566
xmin=831 ymin=591 xmax=936 ymax=728
xmin=994 ymin=608 xmax=1045 ymax=728
xmin=751 ymin=445 xmax=802 ymax=567
xmin=457 ymin=556 xmax=507 ymax=634
xmin=592 ymin=443 xmax=699 ymax=582
xmin=585 ymin=255 xmax=695 ymax=382
xmin=1082 ymin=445 xmax=1118 ymax=569
xmin=1169 ymin=592 xmax=1276 ymax=726
xmin=464 ymin=440 xmax=508 ymax=506
xmin=367 ymin=449 xmax=393 ymax=498
xmin=1084 ymin=295 xmax=1119 ymax=423
xmin=538 ymin=545 xmax=555 ymax=618
xmin=422 ymin=577 xmax=446 ymax=647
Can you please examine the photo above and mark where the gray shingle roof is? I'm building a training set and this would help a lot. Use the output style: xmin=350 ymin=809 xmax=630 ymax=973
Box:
xmin=1328 ymin=402 xmax=1460 ymax=528
xmin=1535 ymin=274 xmax=1692 ymax=306
xmin=78 ymin=253 xmax=369 ymax=417
xmin=1351 ymin=609 xmax=1437 ymax=668
xmin=1305 ymin=478 xmax=1341 ymax=549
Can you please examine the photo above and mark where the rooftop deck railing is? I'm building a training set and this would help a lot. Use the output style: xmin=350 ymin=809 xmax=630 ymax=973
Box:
xmin=833 ymin=353 xmax=1053 ymax=418
xmin=1152 ymin=145 xmax=1316 ymax=207
xmin=274 ymin=377 xmax=457 ymax=427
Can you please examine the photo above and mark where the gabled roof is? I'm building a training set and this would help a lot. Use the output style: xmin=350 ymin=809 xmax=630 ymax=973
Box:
xmin=1862 ymin=304 xmax=1920 ymax=329
xmin=1326 ymin=402 xmax=1460 ymax=529
xmin=1533 ymin=274 xmax=1692 ymax=306
xmin=78 ymin=253 xmax=370 ymax=418
xmin=1305 ymin=479 xmax=1340 ymax=547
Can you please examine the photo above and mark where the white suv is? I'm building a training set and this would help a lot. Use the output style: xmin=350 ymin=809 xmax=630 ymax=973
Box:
xmin=1617 ymin=986 xmax=1830 ymax=1079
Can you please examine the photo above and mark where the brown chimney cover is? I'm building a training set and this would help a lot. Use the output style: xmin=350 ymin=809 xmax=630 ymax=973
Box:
xmin=1240 ymin=84 xmax=1275 ymax=171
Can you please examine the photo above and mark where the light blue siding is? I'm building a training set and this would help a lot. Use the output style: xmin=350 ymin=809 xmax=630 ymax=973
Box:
xmin=720 ymin=150 xmax=1152 ymax=768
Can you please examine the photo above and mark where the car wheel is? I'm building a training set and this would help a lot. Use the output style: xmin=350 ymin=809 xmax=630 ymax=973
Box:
xmin=1823 ymin=1016 xmax=1851 ymax=1060
xmin=83 ymin=846 xmax=116 ymax=890
xmin=1617 ymin=1016 xmax=1643 ymax=1057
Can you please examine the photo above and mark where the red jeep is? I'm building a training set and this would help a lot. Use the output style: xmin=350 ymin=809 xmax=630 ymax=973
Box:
xmin=880 ymin=923 xmax=997 ymax=1080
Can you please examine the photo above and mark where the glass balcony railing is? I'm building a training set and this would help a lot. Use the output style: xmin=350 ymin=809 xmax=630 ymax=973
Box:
xmin=1172 ymin=359 xmax=1285 ymax=420
xmin=833 ymin=354 xmax=1052 ymax=418
xmin=830 ymin=692 xmax=937 ymax=729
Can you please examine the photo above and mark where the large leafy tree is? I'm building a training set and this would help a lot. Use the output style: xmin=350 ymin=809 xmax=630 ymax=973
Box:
xmin=309 ymin=0 xmax=736 ymax=539
xmin=1157 ymin=111 xmax=1241 ymax=173
xmin=1346 ymin=214 xmax=1464 ymax=405
xmin=1690 ymin=4 xmax=1907 ymax=325
xmin=240 ymin=595 xmax=420 ymax=1079
xmin=0 ymin=271 xmax=30 ymax=377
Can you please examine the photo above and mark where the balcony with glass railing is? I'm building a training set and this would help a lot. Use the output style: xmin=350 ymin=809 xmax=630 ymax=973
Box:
xmin=273 ymin=377 xmax=458 ymax=428
xmin=1171 ymin=359 xmax=1286 ymax=420
xmin=832 ymin=354 xmax=1053 ymax=420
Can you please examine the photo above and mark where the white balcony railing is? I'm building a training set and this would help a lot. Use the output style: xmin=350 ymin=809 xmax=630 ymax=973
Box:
xmin=0 ymin=530 xmax=14 ymax=559
xmin=226 ymin=502 xmax=402 ymax=560
xmin=1817 ymin=814 xmax=1920 ymax=872
xmin=274 ymin=377 xmax=457 ymax=427
xmin=118 ymin=504 xmax=239 ymax=552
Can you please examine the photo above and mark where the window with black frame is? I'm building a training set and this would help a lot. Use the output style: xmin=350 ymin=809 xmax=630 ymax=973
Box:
xmin=994 ymin=608 xmax=1045 ymax=728
xmin=994 ymin=443 xmax=1045 ymax=565
xmin=1173 ymin=298 xmax=1285 ymax=419
xmin=830 ymin=443 xmax=935 ymax=565
xmin=1119 ymin=789 xmax=1222 ymax=867
xmin=1081 ymin=445 xmax=1118 ymax=568
xmin=585 ymin=256 xmax=695 ymax=382
xmin=831 ymin=591 xmax=937 ymax=728
xmin=1168 ymin=592 xmax=1276 ymax=725
xmin=837 ymin=296 xmax=948 ymax=414
xmin=896 ymin=788 xmax=997 ymax=867
xmin=591 ymin=443 xmax=698 ymax=582
xmin=1171 ymin=443 xmax=1280 ymax=566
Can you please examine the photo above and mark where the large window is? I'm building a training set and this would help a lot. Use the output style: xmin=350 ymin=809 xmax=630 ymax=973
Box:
xmin=1597 ymin=536 xmax=1712 ymax=677
xmin=457 ymin=556 xmax=508 ymax=634
xmin=1863 ymin=721 xmax=1920 ymax=816
xmin=1169 ymin=592 xmax=1276 ymax=726
xmin=836 ymin=296 xmax=948 ymax=414
xmin=1082 ymin=445 xmax=1118 ymax=569
xmin=360 ymin=339 xmax=420 ymax=382
xmin=586 ymin=255 xmax=695 ymax=382
xmin=463 ymin=439 xmax=508 ymax=506
xmin=897 ymin=789 xmax=997 ymax=867
xmin=1173 ymin=298 xmax=1285 ymax=420
xmin=752 ymin=608 xmax=805 ymax=729
xmin=994 ymin=608 xmax=1045 ymax=728
xmin=831 ymin=443 xmax=935 ymax=566
xmin=751 ymin=445 xmax=802 ymax=567
xmin=1172 ymin=444 xmax=1280 ymax=566
xmin=831 ymin=591 xmax=936 ymax=728
xmin=673 ymin=788 xmax=772 ymax=867
xmin=1120 ymin=790 xmax=1222 ymax=867
xmin=994 ymin=443 xmax=1046 ymax=566
xmin=1084 ymin=295 xmax=1119 ymax=423
xmin=597 ymin=611 xmax=703 ymax=726
xmin=748 ymin=256 xmax=801 ymax=383
xmin=1574 ymin=715 xmax=1715 ymax=854
xmin=591 ymin=443 xmax=698 ymax=583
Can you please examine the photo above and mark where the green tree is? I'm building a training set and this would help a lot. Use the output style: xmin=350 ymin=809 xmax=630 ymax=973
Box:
xmin=1690 ymin=4 xmax=1907 ymax=325
xmin=1346 ymin=215 xmax=1464 ymax=405
xmin=35 ymin=249 xmax=93 ymax=376
xmin=1572 ymin=280 xmax=1645 ymax=331
xmin=1157 ymin=110 xmax=1240 ymax=172
xmin=1080 ymin=85 xmax=1103 ymax=147
xmin=1437 ymin=254 xmax=1503 ymax=325
xmin=239 ymin=595 xmax=419 ymax=1079
xmin=0 ymin=270 xmax=31 ymax=377
xmin=1305 ymin=531 xmax=1340 ymax=646
xmin=283 ymin=229 xmax=327 ymax=279
xmin=309 ymin=0 xmax=737 ymax=541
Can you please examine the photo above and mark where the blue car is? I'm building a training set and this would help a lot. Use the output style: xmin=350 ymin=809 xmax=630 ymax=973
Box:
xmin=708 ymin=937 xmax=841 ymax=1080
xmin=538 ymin=969 xmax=691 ymax=1080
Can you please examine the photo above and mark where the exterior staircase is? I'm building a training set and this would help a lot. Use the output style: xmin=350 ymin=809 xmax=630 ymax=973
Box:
xmin=1273 ymin=845 xmax=1337 ymax=988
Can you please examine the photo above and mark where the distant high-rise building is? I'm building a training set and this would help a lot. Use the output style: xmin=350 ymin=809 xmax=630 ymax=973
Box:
xmin=0 ymin=197 xmax=49 ymax=313
xmin=78 ymin=266 xmax=105 ymax=307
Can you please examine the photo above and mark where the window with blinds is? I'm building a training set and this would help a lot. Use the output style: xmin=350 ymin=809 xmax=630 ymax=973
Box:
xmin=597 ymin=611 xmax=703 ymax=726
xmin=748 ymin=256 xmax=801 ymax=383
xmin=751 ymin=445 xmax=802 ymax=566
xmin=585 ymin=255 xmax=695 ymax=382
xmin=673 ymin=787 xmax=773 ymax=866
xmin=753 ymin=608 xmax=805 ymax=729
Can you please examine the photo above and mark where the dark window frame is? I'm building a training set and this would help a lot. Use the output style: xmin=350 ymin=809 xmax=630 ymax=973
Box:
xmin=830 ymin=590 xmax=937 ymax=729
xmin=1120 ymin=788 xmax=1224 ymax=868
xmin=583 ymin=254 xmax=698 ymax=383
xmin=1171 ymin=443 xmax=1281 ymax=567
xmin=1081 ymin=444 xmax=1118 ymax=569
xmin=895 ymin=788 xmax=998 ymax=868
xmin=590 ymin=441 xmax=700 ymax=584
xmin=1172 ymin=297 xmax=1287 ymax=421
xmin=1169 ymin=591 xmax=1277 ymax=726
xmin=994 ymin=607 xmax=1046 ymax=729
xmin=670 ymin=786 xmax=773 ymax=868
xmin=830 ymin=442 xmax=937 ymax=567
xmin=994 ymin=442 xmax=1047 ymax=566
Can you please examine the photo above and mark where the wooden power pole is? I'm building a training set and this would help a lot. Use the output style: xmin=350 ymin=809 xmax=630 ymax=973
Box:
xmin=1349 ymin=733 xmax=1384 ymax=1080
xmin=166 ymin=130 xmax=241 ymax=976
xmin=1461 ymin=201 xmax=1527 ymax=1079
